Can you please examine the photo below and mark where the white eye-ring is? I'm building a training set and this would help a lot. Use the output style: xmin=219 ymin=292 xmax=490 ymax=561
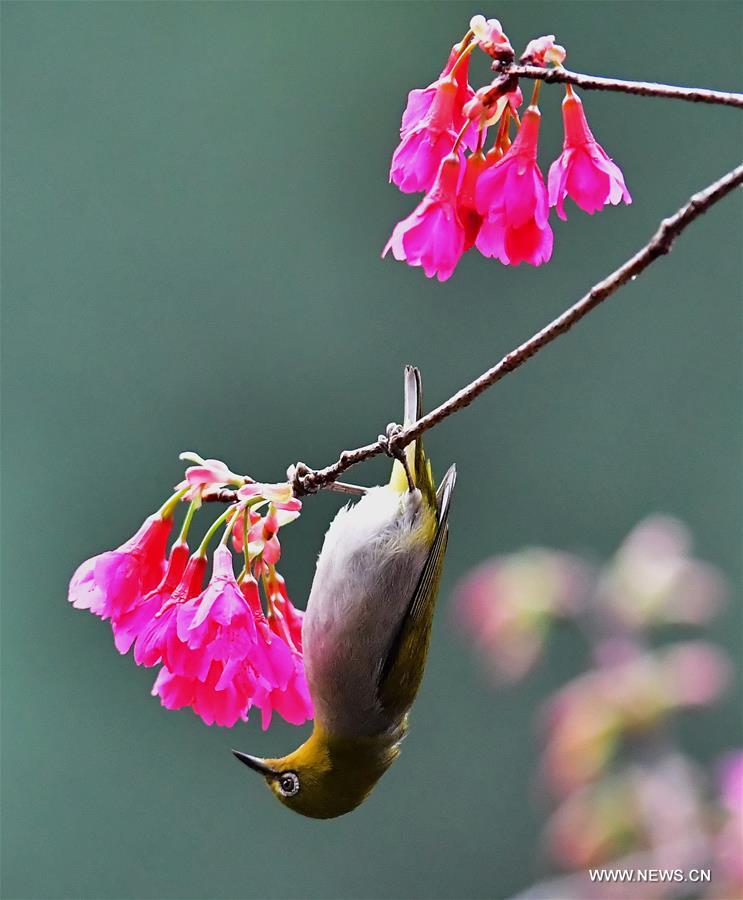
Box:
xmin=278 ymin=772 xmax=300 ymax=797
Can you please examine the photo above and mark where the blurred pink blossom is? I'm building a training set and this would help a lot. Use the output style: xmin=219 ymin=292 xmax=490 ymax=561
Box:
xmin=714 ymin=751 xmax=743 ymax=885
xmin=455 ymin=548 xmax=592 ymax=682
xmin=541 ymin=642 xmax=730 ymax=796
xmin=599 ymin=516 xmax=725 ymax=628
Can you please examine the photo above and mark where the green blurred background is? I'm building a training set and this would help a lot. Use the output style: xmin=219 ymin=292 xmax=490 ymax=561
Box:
xmin=2 ymin=2 xmax=741 ymax=898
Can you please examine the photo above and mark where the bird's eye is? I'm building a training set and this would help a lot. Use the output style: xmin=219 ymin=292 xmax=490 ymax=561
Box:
xmin=278 ymin=772 xmax=300 ymax=797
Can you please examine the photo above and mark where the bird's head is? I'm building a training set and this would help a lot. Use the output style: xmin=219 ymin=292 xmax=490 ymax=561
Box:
xmin=233 ymin=726 xmax=400 ymax=819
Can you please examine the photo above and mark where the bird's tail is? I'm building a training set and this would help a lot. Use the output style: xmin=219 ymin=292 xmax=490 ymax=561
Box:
xmin=390 ymin=365 xmax=437 ymax=508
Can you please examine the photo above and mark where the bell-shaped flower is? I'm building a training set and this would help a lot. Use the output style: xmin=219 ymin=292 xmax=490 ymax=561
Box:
xmin=475 ymin=107 xmax=553 ymax=266
xmin=390 ymin=78 xmax=464 ymax=194
xmin=243 ymin=578 xmax=311 ymax=731
xmin=264 ymin=565 xmax=304 ymax=652
xmin=232 ymin=502 xmax=299 ymax=563
xmin=170 ymin=546 xmax=260 ymax=681
xmin=239 ymin=575 xmax=312 ymax=728
xmin=400 ymin=44 xmax=477 ymax=152
xmin=238 ymin=575 xmax=295 ymax=689
xmin=384 ymin=153 xmax=466 ymax=282
xmin=68 ymin=513 xmax=172 ymax=621
xmin=231 ymin=506 xmax=261 ymax=554
xmin=152 ymin=661 xmax=258 ymax=728
xmin=253 ymin=656 xmax=314 ymax=730
xmin=548 ymin=87 xmax=631 ymax=220
xmin=170 ymin=549 xmax=300 ymax=711
xmin=111 ymin=540 xmax=189 ymax=654
xmin=151 ymin=559 xmax=312 ymax=728
xmin=457 ymin=149 xmax=489 ymax=250
xmin=133 ymin=552 xmax=208 ymax=667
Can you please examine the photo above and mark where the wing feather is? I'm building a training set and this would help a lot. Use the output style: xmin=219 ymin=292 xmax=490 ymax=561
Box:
xmin=376 ymin=465 xmax=456 ymax=716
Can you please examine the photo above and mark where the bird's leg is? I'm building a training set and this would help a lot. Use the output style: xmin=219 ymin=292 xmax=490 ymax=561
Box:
xmin=379 ymin=423 xmax=415 ymax=492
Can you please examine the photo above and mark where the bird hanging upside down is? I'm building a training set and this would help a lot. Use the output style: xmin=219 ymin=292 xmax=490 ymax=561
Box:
xmin=233 ymin=366 xmax=456 ymax=818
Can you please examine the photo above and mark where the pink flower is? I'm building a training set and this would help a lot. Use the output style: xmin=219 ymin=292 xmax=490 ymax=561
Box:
xmin=231 ymin=507 xmax=261 ymax=554
xmin=151 ymin=553 xmax=312 ymax=729
xmin=548 ymin=87 xmax=631 ymax=220
xmin=463 ymin=84 xmax=522 ymax=132
xmin=662 ymin=641 xmax=731 ymax=707
xmin=601 ymin=515 xmax=725 ymax=627
xmin=383 ymin=153 xmax=466 ymax=282
xmin=170 ymin=548 xmax=309 ymax=726
xmin=254 ymin=654 xmax=314 ymax=730
xmin=171 ymin=546 xmax=262 ymax=681
xmin=264 ymin=566 xmax=304 ymax=652
xmin=469 ymin=15 xmax=514 ymax=60
xmin=233 ymin=504 xmax=296 ymax=565
xmin=174 ymin=455 xmax=242 ymax=502
xmin=719 ymin=752 xmax=743 ymax=816
xmin=111 ymin=539 xmax=190 ymax=654
xmin=152 ymin=661 xmax=258 ymax=728
xmin=236 ymin=481 xmax=300 ymax=508
xmin=455 ymin=549 xmax=591 ymax=683
xmin=390 ymin=78 xmax=463 ymax=194
xmin=68 ymin=513 xmax=172 ymax=621
xmin=133 ymin=552 xmax=208 ymax=667
xmin=238 ymin=575 xmax=294 ymax=686
xmin=520 ymin=34 xmax=566 ymax=67
xmin=400 ymin=44 xmax=477 ymax=150
xmin=714 ymin=752 xmax=743 ymax=884
xmin=242 ymin=575 xmax=312 ymax=728
xmin=475 ymin=107 xmax=553 ymax=266
xmin=457 ymin=149 xmax=490 ymax=251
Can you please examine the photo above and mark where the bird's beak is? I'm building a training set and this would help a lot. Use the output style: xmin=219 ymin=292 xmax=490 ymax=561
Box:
xmin=232 ymin=750 xmax=276 ymax=777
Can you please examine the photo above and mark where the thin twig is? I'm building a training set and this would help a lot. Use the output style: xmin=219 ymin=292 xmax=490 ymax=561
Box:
xmin=201 ymin=162 xmax=742 ymax=502
xmin=501 ymin=64 xmax=743 ymax=108
xmin=289 ymin=163 xmax=743 ymax=497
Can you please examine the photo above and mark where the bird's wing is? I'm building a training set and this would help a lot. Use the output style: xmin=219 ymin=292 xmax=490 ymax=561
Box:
xmin=375 ymin=464 xmax=457 ymax=718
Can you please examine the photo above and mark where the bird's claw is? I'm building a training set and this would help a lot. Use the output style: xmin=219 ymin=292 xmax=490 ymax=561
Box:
xmin=378 ymin=423 xmax=414 ymax=492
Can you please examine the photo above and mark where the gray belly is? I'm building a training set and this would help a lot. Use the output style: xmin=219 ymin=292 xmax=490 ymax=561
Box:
xmin=302 ymin=486 xmax=430 ymax=739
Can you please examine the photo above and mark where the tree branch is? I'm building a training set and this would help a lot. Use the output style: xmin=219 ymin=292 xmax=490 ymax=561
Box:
xmin=205 ymin=161 xmax=742 ymax=504
xmin=500 ymin=64 xmax=743 ymax=108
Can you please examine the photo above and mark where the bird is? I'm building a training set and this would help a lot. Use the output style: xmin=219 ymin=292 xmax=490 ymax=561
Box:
xmin=233 ymin=365 xmax=456 ymax=818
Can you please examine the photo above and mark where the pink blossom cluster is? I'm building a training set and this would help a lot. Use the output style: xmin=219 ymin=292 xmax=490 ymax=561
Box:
xmin=540 ymin=639 xmax=731 ymax=796
xmin=456 ymin=517 xmax=738 ymax=898
xmin=455 ymin=547 xmax=594 ymax=682
xmin=69 ymin=455 xmax=313 ymax=728
xmin=383 ymin=16 xmax=630 ymax=281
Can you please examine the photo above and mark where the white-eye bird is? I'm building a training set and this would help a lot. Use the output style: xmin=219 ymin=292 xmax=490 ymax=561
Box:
xmin=233 ymin=366 xmax=456 ymax=818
